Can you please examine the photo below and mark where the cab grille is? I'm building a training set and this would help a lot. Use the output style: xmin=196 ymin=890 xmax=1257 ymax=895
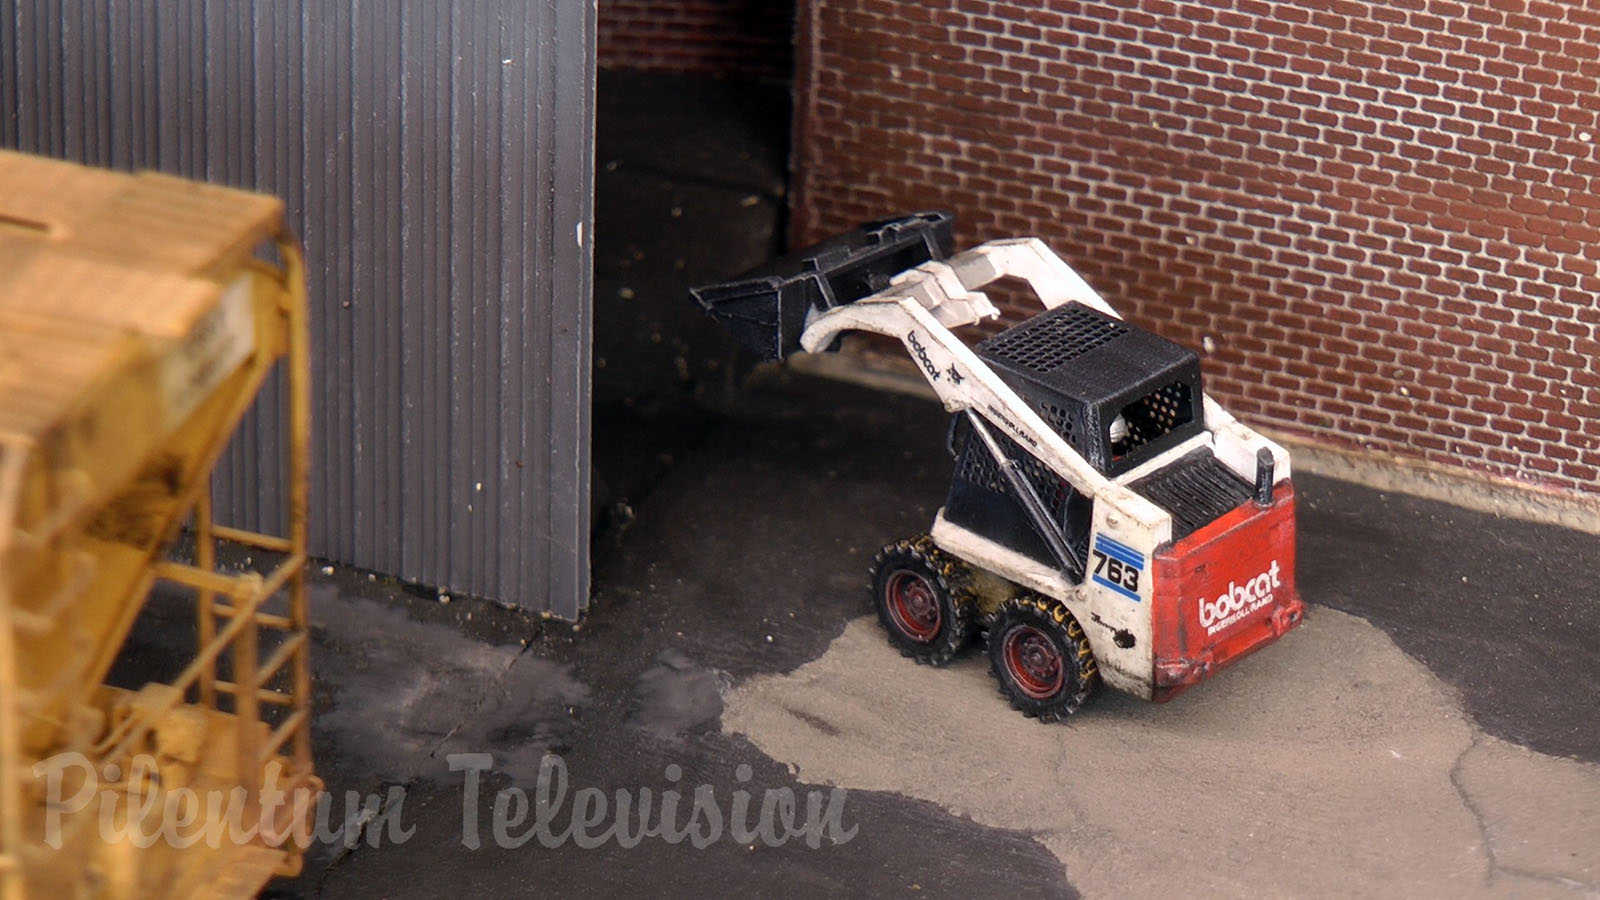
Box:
xmin=1132 ymin=448 xmax=1252 ymax=541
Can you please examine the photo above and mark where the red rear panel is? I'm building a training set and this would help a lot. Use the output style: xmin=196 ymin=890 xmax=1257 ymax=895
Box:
xmin=1149 ymin=482 xmax=1302 ymax=701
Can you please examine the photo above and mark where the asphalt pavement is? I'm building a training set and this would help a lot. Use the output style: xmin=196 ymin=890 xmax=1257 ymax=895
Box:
xmin=250 ymin=366 xmax=1600 ymax=900
xmin=256 ymin=69 xmax=1600 ymax=898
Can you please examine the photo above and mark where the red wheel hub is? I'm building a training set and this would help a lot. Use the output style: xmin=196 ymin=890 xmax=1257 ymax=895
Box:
xmin=1003 ymin=625 xmax=1064 ymax=699
xmin=885 ymin=569 xmax=942 ymax=642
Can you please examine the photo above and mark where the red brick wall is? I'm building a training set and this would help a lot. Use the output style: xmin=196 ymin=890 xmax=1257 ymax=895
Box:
xmin=792 ymin=0 xmax=1600 ymax=497
xmin=599 ymin=0 xmax=795 ymax=83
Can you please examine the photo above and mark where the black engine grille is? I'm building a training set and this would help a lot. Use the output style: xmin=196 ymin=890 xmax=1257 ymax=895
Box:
xmin=1130 ymin=447 xmax=1253 ymax=541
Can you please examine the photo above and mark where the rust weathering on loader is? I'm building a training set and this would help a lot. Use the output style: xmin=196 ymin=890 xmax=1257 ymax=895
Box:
xmin=0 ymin=151 xmax=317 ymax=898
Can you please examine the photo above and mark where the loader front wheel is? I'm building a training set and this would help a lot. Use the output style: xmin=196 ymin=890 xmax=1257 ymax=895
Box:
xmin=869 ymin=537 xmax=972 ymax=666
xmin=988 ymin=596 xmax=1098 ymax=721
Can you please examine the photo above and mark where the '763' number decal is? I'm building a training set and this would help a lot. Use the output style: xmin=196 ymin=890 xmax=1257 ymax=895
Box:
xmin=1090 ymin=535 xmax=1145 ymax=601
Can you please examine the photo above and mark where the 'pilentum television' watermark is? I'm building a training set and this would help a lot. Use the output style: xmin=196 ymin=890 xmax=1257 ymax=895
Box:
xmin=32 ymin=752 xmax=858 ymax=852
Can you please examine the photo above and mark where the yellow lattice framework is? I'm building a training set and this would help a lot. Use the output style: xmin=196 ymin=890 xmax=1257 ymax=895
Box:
xmin=0 ymin=150 xmax=317 ymax=899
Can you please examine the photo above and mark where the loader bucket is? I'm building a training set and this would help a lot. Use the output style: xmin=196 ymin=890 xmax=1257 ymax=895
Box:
xmin=690 ymin=210 xmax=955 ymax=360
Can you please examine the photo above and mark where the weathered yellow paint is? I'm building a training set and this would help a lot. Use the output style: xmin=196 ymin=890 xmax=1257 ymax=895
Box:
xmin=0 ymin=150 xmax=317 ymax=900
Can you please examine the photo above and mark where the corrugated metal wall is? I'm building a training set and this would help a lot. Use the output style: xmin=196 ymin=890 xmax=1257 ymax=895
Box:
xmin=0 ymin=1 xmax=595 ymax=618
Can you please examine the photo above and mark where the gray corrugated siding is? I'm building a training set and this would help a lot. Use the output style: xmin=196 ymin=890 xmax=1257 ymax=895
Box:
xmin=1 ymin=1 xmax=594 ymax=618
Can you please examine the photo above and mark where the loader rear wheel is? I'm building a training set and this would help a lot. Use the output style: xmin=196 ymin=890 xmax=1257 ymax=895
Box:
xmin=869 ymin=537 xmax=972 ymax=666
xmin=987 ymin=596 xmax=1098 ymax=721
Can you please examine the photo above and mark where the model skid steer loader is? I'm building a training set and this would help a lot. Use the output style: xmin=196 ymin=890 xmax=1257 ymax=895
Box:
xmin=692 ymin=213 xmax=1303 ymax=720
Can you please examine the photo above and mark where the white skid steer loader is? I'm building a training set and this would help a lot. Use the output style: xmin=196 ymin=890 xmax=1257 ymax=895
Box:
xmin=692 ymin=212 xmax=1303 ymax=720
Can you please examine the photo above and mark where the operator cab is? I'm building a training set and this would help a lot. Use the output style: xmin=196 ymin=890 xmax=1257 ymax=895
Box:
xmin=977 ymin=302 xmax=1204 ymax=475
xmin=944 ymin=302 xmax=1250 ymax=576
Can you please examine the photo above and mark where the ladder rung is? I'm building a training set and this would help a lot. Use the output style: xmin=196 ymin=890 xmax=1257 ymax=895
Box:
xmin=210 ymin=606 xmax=294 ymax=630
xmin=259 ymin=709 xmax=308 ymax=763
xmin=254 ymin=632 xmax=307 ymax=688
xmin=210 ymin=525 xmax=293 ymax=553
xmin=212 ymin=681 xmax=295 ymax=706
xmin=153 ymin=561 xmax=242 ymax=596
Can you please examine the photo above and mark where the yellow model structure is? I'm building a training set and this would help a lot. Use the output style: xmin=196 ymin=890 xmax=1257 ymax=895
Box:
xmin=0 ymin=151 xmax=317 ymax=899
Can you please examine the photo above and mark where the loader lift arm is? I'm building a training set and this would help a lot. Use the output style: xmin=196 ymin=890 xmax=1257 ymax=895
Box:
xmin=783 ymin=229 xmax=1171 ymax=542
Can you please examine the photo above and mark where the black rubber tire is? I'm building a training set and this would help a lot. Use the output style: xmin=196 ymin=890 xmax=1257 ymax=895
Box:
xmin=868 ymin=536 xmax=972 ymax=666
xmin=986 ymin=595 xmax=1099 ymax=721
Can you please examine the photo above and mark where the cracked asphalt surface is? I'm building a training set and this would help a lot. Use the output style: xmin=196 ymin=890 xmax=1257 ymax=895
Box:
xmin=727 ymin=607 xmax=1598 ymax=898
xmin=234 ymin=368 xmax=1600 ymax=900
xmin=184 ymin=69 xmax=1594 ymax=897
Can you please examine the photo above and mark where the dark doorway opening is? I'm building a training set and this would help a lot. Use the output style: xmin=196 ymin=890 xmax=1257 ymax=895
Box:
xmin=590 ymin=2 xmax=798 ymax=567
